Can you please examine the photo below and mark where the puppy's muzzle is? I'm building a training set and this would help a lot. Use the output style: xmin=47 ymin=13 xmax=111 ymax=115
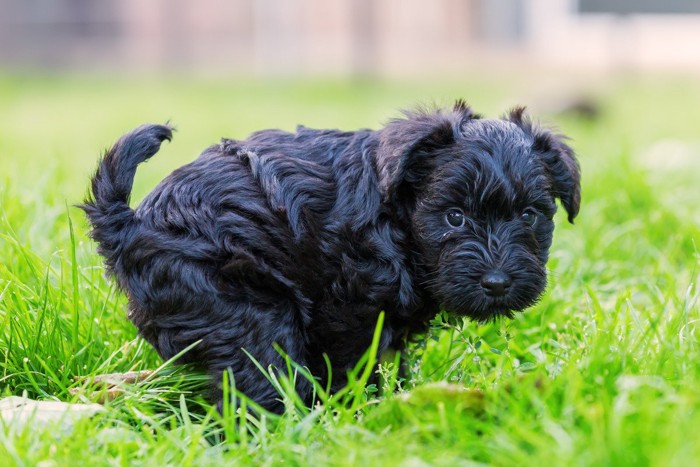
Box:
xmin=480 ymin=270 xmax=512 ymax=297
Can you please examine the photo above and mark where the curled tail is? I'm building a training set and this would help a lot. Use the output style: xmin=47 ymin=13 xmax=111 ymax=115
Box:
xmin=81 ymin=124 xmax=173 ymax=273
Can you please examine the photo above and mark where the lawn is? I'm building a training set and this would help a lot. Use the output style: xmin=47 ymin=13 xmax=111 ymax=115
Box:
xmin=1 ymin=73 xmax=700 ymax=466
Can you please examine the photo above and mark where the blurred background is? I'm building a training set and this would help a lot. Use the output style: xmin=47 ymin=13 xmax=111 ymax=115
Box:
xmin=1 ymin=0 xmax=699 ymax=76
xmin=1 ymin=0 xmax=700 ymax=219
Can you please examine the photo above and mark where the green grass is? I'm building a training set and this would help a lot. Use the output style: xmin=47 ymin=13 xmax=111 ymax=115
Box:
xmin=1 ymin=73 xmax=700 ymax=466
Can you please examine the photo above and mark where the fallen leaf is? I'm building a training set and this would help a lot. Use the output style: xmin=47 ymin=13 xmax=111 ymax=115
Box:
xmin=74 ymin=370 xmax=155 ymax=385
xmin=69 ymin=370 xmax=156 ymax=403
xmin=0 ymin=395 xmax=105 ymax=429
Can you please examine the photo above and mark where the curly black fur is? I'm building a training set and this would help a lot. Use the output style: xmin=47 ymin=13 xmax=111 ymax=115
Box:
xmin=81 ymin=102 xmax=580 ymax=412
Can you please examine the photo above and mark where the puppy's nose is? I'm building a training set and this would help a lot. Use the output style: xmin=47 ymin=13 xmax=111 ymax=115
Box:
xmin=480 ymin=271 xmax=512 ymax=297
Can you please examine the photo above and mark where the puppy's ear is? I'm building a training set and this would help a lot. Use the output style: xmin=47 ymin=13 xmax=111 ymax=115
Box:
xmin=508 ymin=108 xmax=581 ymax=223
xmin=377 ymin=102 xmax=478 ymax=202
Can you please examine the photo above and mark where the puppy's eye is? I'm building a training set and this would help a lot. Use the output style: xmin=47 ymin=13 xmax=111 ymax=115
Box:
xmin=521 ymin=209 xmax=538 ymax=227
xmin=446 ymin=209 xmax=465 ymax=228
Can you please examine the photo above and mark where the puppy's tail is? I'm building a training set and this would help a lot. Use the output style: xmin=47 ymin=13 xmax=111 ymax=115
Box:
xmin=81 ymin=124 xmax=173 ymax=268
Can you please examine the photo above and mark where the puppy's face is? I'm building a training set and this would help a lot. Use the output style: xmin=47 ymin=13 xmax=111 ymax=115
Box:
xmin=378 ymin=103 xmax=580 ymax=321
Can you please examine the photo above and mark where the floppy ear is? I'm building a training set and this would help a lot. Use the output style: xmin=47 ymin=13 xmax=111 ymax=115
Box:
xmin=377 ymin=100 xmax=478 ymax=202
xmin=508 ymin=108 xmax=581 ymax=223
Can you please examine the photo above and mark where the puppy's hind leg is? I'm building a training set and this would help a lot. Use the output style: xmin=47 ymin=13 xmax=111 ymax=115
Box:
xmin=196 ymin=298 xmax=314 ymax=415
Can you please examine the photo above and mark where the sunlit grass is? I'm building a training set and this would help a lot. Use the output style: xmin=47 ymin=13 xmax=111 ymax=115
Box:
xmin=1 ymin=73 xmax=699 ymax=465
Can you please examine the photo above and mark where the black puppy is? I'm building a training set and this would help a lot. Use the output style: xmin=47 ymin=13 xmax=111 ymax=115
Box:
xmin=82 ymin=102 xmax=580 ymax=412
